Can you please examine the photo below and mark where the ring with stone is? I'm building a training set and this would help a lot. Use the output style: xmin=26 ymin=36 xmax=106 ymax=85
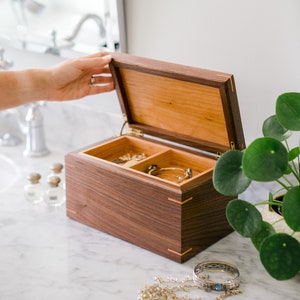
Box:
xmin=90 ymin=75 xmax=96 ymax=86
xmin=193 ymin=261 xmax=240 ymax=292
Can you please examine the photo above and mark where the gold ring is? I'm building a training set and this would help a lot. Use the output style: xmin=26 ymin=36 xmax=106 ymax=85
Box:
xmin=90 ymin=75 xmax=96 ymax=86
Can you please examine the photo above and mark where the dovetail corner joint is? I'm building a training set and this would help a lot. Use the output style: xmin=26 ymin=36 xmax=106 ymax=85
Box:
xmin=168 ymin=197 xmax=193 ymax=205
xmin=167 ymin=247 xmax=193 ymax=257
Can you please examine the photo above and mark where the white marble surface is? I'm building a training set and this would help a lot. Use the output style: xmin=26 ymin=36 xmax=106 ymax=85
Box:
xmin=0 ymin=142 xmax=299 ymax=300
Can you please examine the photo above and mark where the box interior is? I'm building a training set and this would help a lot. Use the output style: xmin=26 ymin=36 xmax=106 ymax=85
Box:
xmin=82 ymin=135 xmax=216 ymax=185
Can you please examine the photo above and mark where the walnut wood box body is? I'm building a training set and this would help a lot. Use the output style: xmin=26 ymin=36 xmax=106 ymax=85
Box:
xmin=65 ymin=53 xmax=245 ymax=263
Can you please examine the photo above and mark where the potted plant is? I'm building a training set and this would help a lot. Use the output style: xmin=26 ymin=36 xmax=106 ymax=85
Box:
xmin=213 ymin=92 xmax=300 ymax=280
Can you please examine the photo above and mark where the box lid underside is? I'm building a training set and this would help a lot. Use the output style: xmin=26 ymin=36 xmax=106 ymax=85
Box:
xmin=110 ymin=53 xmax=245 ymax=154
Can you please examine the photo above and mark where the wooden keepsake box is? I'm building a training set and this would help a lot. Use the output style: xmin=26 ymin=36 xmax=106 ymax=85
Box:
xmin=65 ymin=53 xmax=245 ymax=263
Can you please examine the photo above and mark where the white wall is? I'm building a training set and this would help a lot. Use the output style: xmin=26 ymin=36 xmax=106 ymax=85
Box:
xmin=124 ymin=0 xmax=300 ymax=144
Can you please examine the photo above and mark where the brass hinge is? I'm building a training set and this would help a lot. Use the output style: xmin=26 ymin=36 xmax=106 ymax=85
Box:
xmin=129 ymin=127 xmax=144 ymax=137
xmin=121 ymin=114 xmax=144 ymax=137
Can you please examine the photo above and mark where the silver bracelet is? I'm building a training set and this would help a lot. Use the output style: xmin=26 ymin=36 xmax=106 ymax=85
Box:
xmin=193 ymin=261 xmax=240 ymax=292
xmin=147 ymin=164 xmax=192 ymax=182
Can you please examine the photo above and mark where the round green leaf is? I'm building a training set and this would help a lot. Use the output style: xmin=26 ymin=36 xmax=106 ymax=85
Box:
xmin=276 ymin=92 xmax=300 ymax=131
xmin=213 ymin=150 xmax=251 ymax=196
xmin=262 ymin=115 xmax=291 ymax=141
xmin=260 ymin=233 xmax=300 ymax=280
xmin=282 ymin=186 xmax=300 ymax=231
xmin=251 ymin=221 xmax=276 ymax=251
xmin=242 ymin=137 xmax=288 ymax=181
xmin=226 ymin=199 xmax=262 ymax=237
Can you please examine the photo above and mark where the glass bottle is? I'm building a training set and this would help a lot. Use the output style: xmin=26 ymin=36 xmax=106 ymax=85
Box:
xmin=44 ymin=175 xmax=65 ymax=207
xmin=24 ymin=172 xmax=43 ymax=203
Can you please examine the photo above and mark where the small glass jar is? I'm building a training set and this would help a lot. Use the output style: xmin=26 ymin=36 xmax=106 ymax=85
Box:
xmin=44 ymin=175 xmax=65 ymax=207
xmin=24 ymin=173 xmax=43 ymax=203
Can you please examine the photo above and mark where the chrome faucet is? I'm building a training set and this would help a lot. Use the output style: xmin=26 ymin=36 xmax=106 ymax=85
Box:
xmin=23 ymin=102 xmax=49 ymax=157
xmin=17 ymin=102 xmax=49 ymax=157
xmin=1 ymin=102 xmax=49 ymax=156
xmin=65 ymin=13 xmax=106 ymax=45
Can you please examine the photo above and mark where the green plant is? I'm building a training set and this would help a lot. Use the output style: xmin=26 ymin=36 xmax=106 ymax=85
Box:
xmin=213 ymin=92 xmax=300 ymax=280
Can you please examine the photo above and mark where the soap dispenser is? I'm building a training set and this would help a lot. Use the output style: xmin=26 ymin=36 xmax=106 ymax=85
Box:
xmin=24 ymin=172 xmax=43 ymax=203
xmin=44 ymin=175 xmax=65 ymax=207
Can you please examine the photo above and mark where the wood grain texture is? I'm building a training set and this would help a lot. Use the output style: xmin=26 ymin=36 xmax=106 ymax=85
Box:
xmin=65 ymin=137 xmax=233 ymax=263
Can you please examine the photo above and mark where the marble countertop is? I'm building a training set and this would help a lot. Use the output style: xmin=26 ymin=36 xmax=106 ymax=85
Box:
xmin=0 ymin=143 xmax=299 ymax=300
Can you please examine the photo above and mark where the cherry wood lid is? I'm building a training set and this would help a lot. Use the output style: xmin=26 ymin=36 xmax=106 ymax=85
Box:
xmin=110 ymin=53 xmax=245 ymax=154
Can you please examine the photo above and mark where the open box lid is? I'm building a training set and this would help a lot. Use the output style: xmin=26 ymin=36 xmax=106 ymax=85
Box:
xmin=109 ymin=53 xmax=245 ymax=155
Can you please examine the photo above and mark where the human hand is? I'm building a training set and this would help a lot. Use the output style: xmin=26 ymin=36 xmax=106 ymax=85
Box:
xmin=46 ymin=52 xmax=114 ymax=101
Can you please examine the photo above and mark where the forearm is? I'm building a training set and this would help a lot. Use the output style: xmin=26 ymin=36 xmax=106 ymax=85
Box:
xmin=0 ymin=69 xmax=49 ymax=109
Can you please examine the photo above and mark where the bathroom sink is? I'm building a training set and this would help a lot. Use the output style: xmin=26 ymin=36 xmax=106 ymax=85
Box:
xmin=0 ymin=154 xmax=20 ymax=192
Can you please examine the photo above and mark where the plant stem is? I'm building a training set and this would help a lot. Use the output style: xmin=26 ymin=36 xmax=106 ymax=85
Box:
xmin=275 ymin=179 xmax=290 ymax=191
xmin=271 ymin=217 xmax=284 ymax=226
xmin=254 ymin=199 xmax=283 ymax=207
xmin=287 ymin=164 xmax=300 ymax=184
xmin=281 ymin=174 xmax=294 ymax=187
xmin=284 ymin=140 xmax=300 ymax=181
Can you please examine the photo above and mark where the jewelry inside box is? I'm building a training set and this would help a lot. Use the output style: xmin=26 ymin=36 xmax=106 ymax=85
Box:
xmin=112 ymin=152 xmax=147 ymax=166
xmin=110 ymin=152 xmax=193 ymax=183
xmin=146 ymin=164 xmax=193 ymax=183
